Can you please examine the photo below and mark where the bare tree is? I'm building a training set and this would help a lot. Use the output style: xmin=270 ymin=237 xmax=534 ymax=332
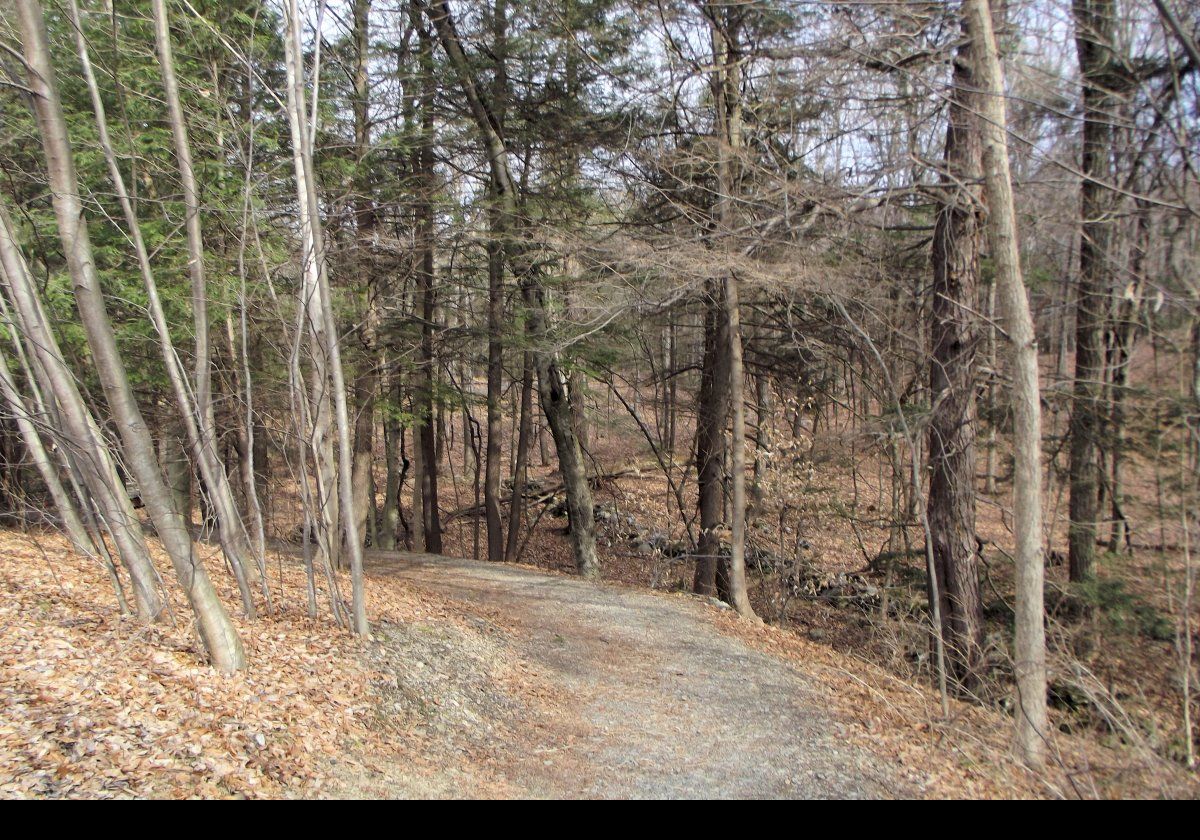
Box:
xmin=281 ymin=0 xmax=368 ymax=634
xmin=16 ymin=0 xmax=245 ymax=671
xmin=1068 ymin=0 xmax=1117 ymax=584
xmin=927 ymin=23 xmax=986 ymax=694
xmin=965 ymin=0 xmax=1049 ymax=767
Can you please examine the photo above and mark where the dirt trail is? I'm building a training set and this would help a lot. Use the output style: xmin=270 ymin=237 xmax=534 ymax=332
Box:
xmin=332 ymin=551 xmax=911 ymax=799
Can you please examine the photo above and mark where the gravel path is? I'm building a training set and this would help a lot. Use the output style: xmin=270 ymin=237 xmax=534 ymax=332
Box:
xmin=360 ymin=551 xmax=906 ymax=799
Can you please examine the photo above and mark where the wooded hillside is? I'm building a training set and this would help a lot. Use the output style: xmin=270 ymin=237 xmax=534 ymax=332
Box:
xmin=0 ymin=0 xmax=1197 ymax=798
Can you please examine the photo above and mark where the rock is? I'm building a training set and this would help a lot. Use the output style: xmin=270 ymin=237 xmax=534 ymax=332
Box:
xmin=807 ymin=627 xmax=827 ymax=642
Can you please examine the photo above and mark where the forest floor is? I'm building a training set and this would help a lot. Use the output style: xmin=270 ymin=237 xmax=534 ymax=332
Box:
xmin=0 ymin=526 xmax=1023 ymax=798
xmin=1 ymin=524 xmax=1194 ymax=798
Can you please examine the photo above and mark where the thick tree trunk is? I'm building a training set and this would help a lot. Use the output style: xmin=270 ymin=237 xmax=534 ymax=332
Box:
xmin=1069 ymin=0 xmax=1116 ymax=584
xmin=525 ymin=279 xmax=598 ymax=577
xmin=694 ymin=285 xmax=729 ymax=597
xmin=927 ymin=29 xmax=986 ymax=695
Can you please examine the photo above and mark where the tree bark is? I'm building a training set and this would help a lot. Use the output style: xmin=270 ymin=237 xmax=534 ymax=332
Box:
xmin=1068 ymin=0 xmax=1116 ymax=584
xmin=694 ymin=286 xmax=729 ymax=597
xmin=414 ymin=23 xmax=442 ymax=555
xmin=151 ymin=0 xmax=260 ymax=614
xmin=0 ymin=203 xmax=153 ymax=618
xmin=927 ymin=27 xmax=986 ymax=695
xmin=965 ymin=0 xmax=1049 ymax=767
xmin=349 ymin=0 xmax=378 ymax=554
xmin=483 ymin=0 xmax=508 ymax=563
xmin=504 ymin=350 xmax=534 ymax=563
xmin=485 ymin=202 xmax=506 ymax=561
xmin=282 ymin=0 xmax=368 ymax=634
xmin=708 ymin=2 xmax=754 ymax=617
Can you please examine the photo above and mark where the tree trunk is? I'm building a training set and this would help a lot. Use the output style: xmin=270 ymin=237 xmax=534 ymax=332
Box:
xmin=425 ymin=0 xmax=596 ymax=577
xmin=0 ymin=345 xmax=93 ymax=560
xmin=483 ymin=0 xmax=508 ymax=564
xmin=505 ymin=350 xmax=534 ymax=563
xmin=0 ymin=203 xmax=155 ymax=619
xmin=282 ymin=0 xmax=367 ymax=634
xmin=349 ymin=0 xmax=378 ymax=554
xmin=378 ymin=363 xmax=404 ymax=551
xmin=151 ymin=0 xmax=260 ymax=614
xmin=485 ymin=206 xmax=506 ymax=561
xmin=965 ymin=0 xmax=1049 ymax=767
xmin=694 ymin=284 xmax=729 ymax=597
xmin=926 ymin=27 xmax=986 ymax=695
xmin=1068 ymin=0 xmax=1116 ymax=584
xmin=17 ymin=0 xmax=245 ymax=670
xmin=414 ymin=23 xmax=442 ymax=554
xmin=707 ymin=2 xmax=754 ymax=617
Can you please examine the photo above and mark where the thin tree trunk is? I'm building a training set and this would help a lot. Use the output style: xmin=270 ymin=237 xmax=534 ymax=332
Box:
xmin=483 ymin=0 xmax=508 ymax=564
xmin=0 ymin=346 xmax=92 ymax=559
xmin=965 ymin=0 xmax=1049 ymax=767
xmin=349 ymin=0 xmax=379 ymax=555
xmin=415 ymin=24 xmax=442 ymax=554
xmin=505 ymin=350 xmax=534 ymax=563
xmin=17 ymin=0 xmax=245 ymax=670
xmin=485 ymin=206 xmax=506 ymax=561
xmin=708 ymin=2 xmax=754 ymax=617
xmin=0 ymin=206 xmax=150 ymax=617
xmin=425 ymin=0 xmax=596 ymax=577
xmin=694 ymin=284 xmax=729 ymax=597
xmin=283 ymin=0 xmax=368 ymax=634
xmin=151 ymin=0 xmax=259 ymax=614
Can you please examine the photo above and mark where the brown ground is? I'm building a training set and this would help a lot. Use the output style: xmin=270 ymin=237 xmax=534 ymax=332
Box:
xmin=2 ymin=524 xmax=1193 ymax=798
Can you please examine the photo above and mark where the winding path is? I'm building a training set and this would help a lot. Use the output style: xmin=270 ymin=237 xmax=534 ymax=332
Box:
xmin=360 ymin=552 xmax=906 ymax=799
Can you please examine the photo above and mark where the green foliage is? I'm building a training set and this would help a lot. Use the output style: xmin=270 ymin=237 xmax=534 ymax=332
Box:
xmin=1074 ymin=576 xmax=1175 ymax=642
